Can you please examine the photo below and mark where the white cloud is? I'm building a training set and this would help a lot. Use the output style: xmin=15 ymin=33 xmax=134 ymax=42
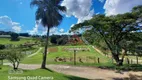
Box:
xmin=59 ymin=28 xmax=64 ymax=33
xmin=0 ymin=15 xmax=21 ymax=32
xmin=70 ymin=24 xmax=75 ymax=28
xmin=28 ymin=23 xmax=39 ymax=35
xmin=104 ymin=0 xmax=142 ymax=16
xmin=49 ymin=28 xmax=72 ymax=35
xmin=28 ymin=21 xmax=60 ymax=35
xmin=61 ymin=0 xmax=94 ymax=23
xmin=12 ymin=26 xmax=21 ymax=33
xmin=28 ymin=21 xmax=73 ymax=35
xmin=50 ymin=27 xmax=58 ymax=34
xmin=40 ymin=28 xmax=73 ymax=35
xmin=28 ymin=23 xmax=73 ymax=35
xmin=58 ymin=31 xmax=73 ymax=35
xmin=29 ymin=0 xmax=95 ymax=35
xmin=99 ymin=0 xmax=105 ymax=3
xmin=28 ymin=20 xmax=47 ymax=35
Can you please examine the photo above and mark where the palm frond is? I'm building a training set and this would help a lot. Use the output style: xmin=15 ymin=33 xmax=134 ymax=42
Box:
xmin=31 ymin=0 xmax=66 ymax=28
xmin=57 ymin=6 xmax=66 ymax=12
xmin=54 ymin=0 xmax=63 ymax=5
xmin=30 ymin=0 xmax=44 ymax=8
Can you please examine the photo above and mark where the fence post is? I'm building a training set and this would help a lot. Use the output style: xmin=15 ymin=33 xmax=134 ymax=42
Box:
xmin=74 ymin=50 xmax=76 ymax=65
xmin=127 ymin=58 xmax=130 ymax=65
xmin=136 ymin=56 xmax=138 ymax=64
xmin=97 ymin=57 xmax=100 ymax=63
xmin=0 ymin=60 xmax=3 ymax=69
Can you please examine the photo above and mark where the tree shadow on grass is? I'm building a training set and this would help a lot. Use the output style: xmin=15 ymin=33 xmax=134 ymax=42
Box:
xmin=40 ymin=68 xmax=54 ymax=72
xmin=64 ymin=76 xmax=89 ymax=80
xmin=113 ymin=74 xmax=142 ymax=80
xmin=65 ymin=76 xmax=105 ymax=80
xmin=98 ymin=64 xmax=142 ymax=71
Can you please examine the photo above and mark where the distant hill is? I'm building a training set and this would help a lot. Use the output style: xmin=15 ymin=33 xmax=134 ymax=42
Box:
xmin=0 ymin=35 xmax=11 ymax=38
xmin=0 ymin=31 xmax=30 ymax=38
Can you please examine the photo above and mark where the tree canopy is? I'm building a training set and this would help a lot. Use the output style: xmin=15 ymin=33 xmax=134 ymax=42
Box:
xmin=71 ymin=5 xmax=142 ymax=66
xmin=31 ymin=0 xmax=66 ymax=69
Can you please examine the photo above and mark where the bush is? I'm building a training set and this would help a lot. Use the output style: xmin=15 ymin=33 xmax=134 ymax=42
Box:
xmin=0 ymin=44 xmax=5 ymax=50
xmin=5 ymin=49 xmax=25 ymax=70
xmin=10 ymin=32 xmax=20 ymax=41
xmin=0 ymin=50 xmax=7 ymax=68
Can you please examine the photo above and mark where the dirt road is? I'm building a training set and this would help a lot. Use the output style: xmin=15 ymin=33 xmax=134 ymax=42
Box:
xmin=4 ymin=63 xmax=142 ymax=80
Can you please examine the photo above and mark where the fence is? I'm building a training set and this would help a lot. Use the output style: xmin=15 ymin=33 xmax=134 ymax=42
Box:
xmin=53 ymin=56 xmax=142 ymax=65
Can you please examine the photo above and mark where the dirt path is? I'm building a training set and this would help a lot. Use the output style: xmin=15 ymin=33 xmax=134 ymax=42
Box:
xmin=92 ymin=46 xmax=104 ymax=56
xmin=47 ymin=65 xmax=142 ymax=80
xmin=4 ymin=63 xmax=142 ymax=80
xmin=27 ymin=47 xmax=42 ymax=58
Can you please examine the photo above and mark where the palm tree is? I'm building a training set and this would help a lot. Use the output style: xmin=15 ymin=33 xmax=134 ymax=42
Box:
xmin=30 ymin=0 xmax=66 ymax=69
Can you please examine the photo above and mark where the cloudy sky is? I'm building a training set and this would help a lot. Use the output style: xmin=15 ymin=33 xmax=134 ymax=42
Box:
xmin=0 ymin=0 xmax=142 ymax=35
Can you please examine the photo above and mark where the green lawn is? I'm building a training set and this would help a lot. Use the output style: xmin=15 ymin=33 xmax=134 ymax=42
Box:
xmin=22 ymin=45 xmax=112 ymax=65
xmin=0 ymin=38 xmax=34 ymax=45
xmin=0 ymin=66 xmax=88 ymax=80
xmin=3 ymin=45 xmax=39 ymax=63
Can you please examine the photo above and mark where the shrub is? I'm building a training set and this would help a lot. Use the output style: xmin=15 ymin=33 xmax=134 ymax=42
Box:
xmin=0 ymin=44 xmax=5 ymax=50
xmin=10 ymin=32 xmax=20 ymax=41
xmin=6 ymin=49 xmax=25 ymax=70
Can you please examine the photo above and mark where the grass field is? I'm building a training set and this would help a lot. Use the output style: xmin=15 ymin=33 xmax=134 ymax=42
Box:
xmin=0 ymin=66 xmax=88 ymax=80
xmin=0 ymin=37 xmax=34 ymax=45
xmin=1 ymin=38 xmax=142 ymax=71
xmin=22 ymin=45 xmax=112 ymax=65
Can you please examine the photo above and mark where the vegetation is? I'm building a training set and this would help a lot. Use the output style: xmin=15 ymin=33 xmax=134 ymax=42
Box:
xmin=0 ymin=38 xmax=38 ymax=69
xmin=7 ymin=49 xmax=25 ymax=70
xmin=50 ymin=35 xmax=69 ymax=45
xmin=0 ymin=49 xmax=25 ymax=70
xmin=0 ymin=38 xmax=34 ymax=45
xmin=0 ymin=44 xmax=5 ymax=50
xmin=71 ymin=5 xmax=142 ymax=66
xmin=10 ymin=32 xmax=20 ymax=41
xmin=22 ymin=45 xmax=111 ymax=64
xmin=31 ymin=0 xmax=66 ymax=69
xmin=0 ymin=50 xmax=7 ymax=67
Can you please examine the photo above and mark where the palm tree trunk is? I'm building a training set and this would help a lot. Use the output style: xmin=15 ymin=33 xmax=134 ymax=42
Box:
xmin=41 ymin=27 xmax=50 ymax=69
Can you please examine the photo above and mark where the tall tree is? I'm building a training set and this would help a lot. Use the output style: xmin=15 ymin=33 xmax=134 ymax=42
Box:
xmin=71 ymin=5 xmax=142 ymax=66
xmin=30 ymin=0 xmax=66 ymax=69
xmin=10 ymin=32 xmax=20 ymax=41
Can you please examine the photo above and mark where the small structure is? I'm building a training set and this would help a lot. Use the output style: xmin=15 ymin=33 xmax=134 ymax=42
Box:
xmin=68 ymin=34 xmax=83 ymax=45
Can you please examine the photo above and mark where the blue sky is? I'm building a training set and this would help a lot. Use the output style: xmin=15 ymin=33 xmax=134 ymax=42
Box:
xmin=0 ymin=0 xmax=142 ymax=35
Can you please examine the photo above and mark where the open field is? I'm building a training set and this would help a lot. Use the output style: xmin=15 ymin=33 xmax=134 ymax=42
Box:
xmin=1 ymin=38 xmax=141 ymax=65
xmin=1 ymin=38 xmax=142 ymax=80
xmin=22 ymin=45 xmax=112 ymax=65
xmin=0 ymin=37 xmax=34 ymax=45
xmin=1 ymin=37 xmax=141 ymax=68
xmin=21 ymin=45 xmax=142 ymax=71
